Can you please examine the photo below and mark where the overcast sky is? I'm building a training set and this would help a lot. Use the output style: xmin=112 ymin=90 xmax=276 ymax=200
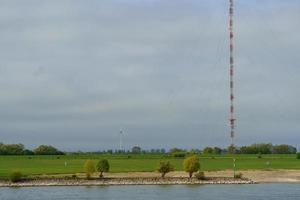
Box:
xmin=0 ymin=0 xmax=299 ymax=151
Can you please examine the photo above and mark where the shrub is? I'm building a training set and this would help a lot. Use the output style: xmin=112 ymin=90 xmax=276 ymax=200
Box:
xmin=84 ymin=160 xmax=95 ymax=179
xmin=183 ymin=155 xmax=200 ymax=178
xmin=10 ymin=171 xmax=22 ymax=183
xmin=297 ymin=153 xmax=300 ymax=159
xmin=172 ymin=152 xmax=186 ymax=158
xmin=158 ymin=161 xmax=174 ymax=178
xmin=257 ymin=153 xmax=262 ymax=159
xmin=131 ymin=146 xmax=142 ymax=154
xmin=64 ymin=176 xmax=72 ymax=179
xmin=96 ymin=159 xmax=110 ymax=178
xmin=234 ymin=172 xmax=243 ymax=179
xmin=195 ymin=171 xmax=206 ymax=180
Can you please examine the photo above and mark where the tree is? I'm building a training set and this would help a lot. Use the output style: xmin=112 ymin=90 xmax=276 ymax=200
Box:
xmin=237 ymin=143 xmax=297 ymax=154
xmin=34 ymin=145 xmax=64 ymax=155
xmin=0 ymin=143 xmax=4 ymax=155
xmin=96 ymin=159 xmax=110 ymax=178
xmin=84 ymin=160 xmax=95 ymax=179
xmin=23 ymin=149 xmax=35 ymax=155
xmin=107 ymin=149 xmax=113 ymax=154
xmin=213 ymin=147 xmax=222 ymax=155
xmin=160 ymin=148 xmax=166 ymax=154
xmin=6 ymin=143 xmax=25 ymax=155
xmin=169 ymin=148 xmax=186 ymax=158
xmin=190 ymin=149 xmax=201 ymax=154
xmin=169 ymin=148 xmax=184 ymax=154
xmin=239 ymin=143 xmax=272 ymax=154
xmin=203 ymin=147 xmax=213 ymax=154
xmin=227 ymin=145 xmax=236 ymax=154
xmin=0 ymin=143 xmax=25 ymax=155
xmin=131 ymin=146 xmax=142 ymax=154
xmin=157 ymin=161 xmax=174 ymax=178
xmin=183 ymin=155 xmax=200 ymax=178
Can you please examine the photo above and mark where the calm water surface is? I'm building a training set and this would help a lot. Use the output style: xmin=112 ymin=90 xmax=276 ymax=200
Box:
xmin=1 ymin=184 xmax=300 ymax=200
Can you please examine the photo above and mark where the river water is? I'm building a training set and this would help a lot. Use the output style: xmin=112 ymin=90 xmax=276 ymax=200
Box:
xmin=0 ymin=184 xmax=300 ymax=200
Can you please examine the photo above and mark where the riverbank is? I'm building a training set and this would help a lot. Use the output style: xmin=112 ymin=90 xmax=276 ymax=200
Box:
xmin=104 ymin=170 xmax=300 ymax=183
xmin=0 ymin=177 xmax=254 ymax=187
xmin=77 ymin=170 xmax=300 ymax=183
xmin=2 ymin=169 xmax=300 ymax=187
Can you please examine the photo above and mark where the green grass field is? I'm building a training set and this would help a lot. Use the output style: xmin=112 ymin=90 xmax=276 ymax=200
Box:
xmin=0 ymin=154 xmax=299 ymax=178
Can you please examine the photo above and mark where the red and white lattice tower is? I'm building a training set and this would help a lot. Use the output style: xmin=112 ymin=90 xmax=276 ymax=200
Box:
xmin=229 ymin=0 xmax=236 ymax=146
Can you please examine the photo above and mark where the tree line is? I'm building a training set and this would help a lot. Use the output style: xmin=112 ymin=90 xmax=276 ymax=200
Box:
xmin=228 ymin=143 xmax=297 ymax=154
xmin=167 ymin=143 xmax=297 ymax=155
xmin=0 ymin=142 xmax=297 ymax=156
xmin=0 ymin=143 xmax=64 ymax=155
xmin=72 ymin=143 xmax=297 ymax=156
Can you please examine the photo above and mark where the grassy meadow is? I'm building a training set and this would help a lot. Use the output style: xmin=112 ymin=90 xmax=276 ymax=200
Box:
xmin=0 ymin=154 xmax=299 ymax=178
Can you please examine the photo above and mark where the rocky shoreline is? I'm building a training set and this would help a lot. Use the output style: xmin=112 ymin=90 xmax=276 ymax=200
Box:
xmin=0 ymin=177 xmax=255 ymax=187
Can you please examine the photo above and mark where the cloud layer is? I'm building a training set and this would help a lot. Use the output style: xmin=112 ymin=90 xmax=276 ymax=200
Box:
xmin=0 ymin=0 xmax=299 ymax=150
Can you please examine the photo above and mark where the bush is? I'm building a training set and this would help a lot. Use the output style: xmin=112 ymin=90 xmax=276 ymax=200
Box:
xmin=172 ymin=152 xmax=186 ymax=158
xmin=257 ymin=153 xmax=262 ymax=159
xmin=297 ymin=153 xmax=300 ymax=159
xmin=234 ymin=172 xmax=243 ymax=179
xmin=96 ymin=159 xmax=110 ymax=178
xmin=183 ymin=155 xmax=200 ymax=178
xmin=131 ymin=146 xmax=142 ymax=154
xmin=195 ymin=171 xmax=206 ymax=180
xmin=10 ymin=171 xmax=22 ymax=183
xmin=84 ymin=160 xmax=95 ymax=179
xmin=158 ymin=161 xmax=174 ymax=178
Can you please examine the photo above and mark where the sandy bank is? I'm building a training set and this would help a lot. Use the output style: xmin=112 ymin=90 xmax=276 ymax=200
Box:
xmin=106 ymin=170 xmax=300 ymax=183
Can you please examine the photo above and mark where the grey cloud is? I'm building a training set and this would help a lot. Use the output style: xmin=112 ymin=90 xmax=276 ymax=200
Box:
xmin=0 ymin=0 xmax=299 ymax=150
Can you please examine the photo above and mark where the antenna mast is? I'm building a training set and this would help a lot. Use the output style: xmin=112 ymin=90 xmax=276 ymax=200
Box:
xmin=229 ymin=0 xmax=236 ymax=147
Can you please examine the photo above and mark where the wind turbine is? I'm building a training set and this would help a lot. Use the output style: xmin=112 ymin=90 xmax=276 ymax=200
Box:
xmin=119 ymin=129 xmax=124 ymax=152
